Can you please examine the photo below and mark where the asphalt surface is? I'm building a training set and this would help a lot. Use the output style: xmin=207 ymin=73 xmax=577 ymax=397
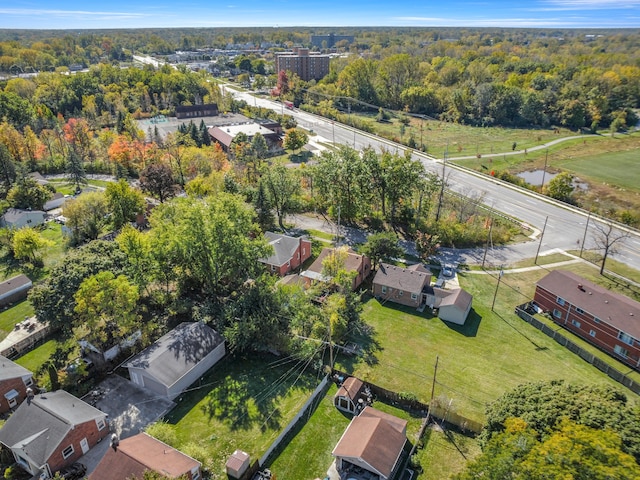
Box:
xmin=231 ymin=89 xmax=640 ymax=272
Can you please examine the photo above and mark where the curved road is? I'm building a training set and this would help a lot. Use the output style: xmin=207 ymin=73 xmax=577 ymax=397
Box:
xmin=231 ymin=89 xmax=640 ymax=272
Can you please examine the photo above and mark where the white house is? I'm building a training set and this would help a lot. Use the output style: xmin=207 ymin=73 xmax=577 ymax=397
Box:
xmin=125 ymin=322 xmax=225 ymax=400
xmin=0 ymin=208 xmax=45 ymax=229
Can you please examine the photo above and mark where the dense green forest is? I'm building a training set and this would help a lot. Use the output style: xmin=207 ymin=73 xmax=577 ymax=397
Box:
xmin=2 ymin=27 xmax=639 ymax=131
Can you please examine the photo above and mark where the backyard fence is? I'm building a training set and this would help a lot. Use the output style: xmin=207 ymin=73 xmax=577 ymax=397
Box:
xmin=1 ymin=322 xmax=52 ymax=358
xmin=332 ymin=369 xmax=483 ymax=434
xmin=515 ymin=305 xmax=640 ymax=396
xmin=259 ymin=374 xmax=331 ymax=467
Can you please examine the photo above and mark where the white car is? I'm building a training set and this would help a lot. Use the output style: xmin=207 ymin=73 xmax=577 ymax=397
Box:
xmin=442 ymin=266 xmax=454 ymax=277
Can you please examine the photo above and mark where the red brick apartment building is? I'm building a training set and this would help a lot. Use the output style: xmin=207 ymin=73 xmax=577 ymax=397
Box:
xmin=534 ymin=270 xmax=640 ymax=370
xmin=275 ymin=48 xmax=330 ymax=81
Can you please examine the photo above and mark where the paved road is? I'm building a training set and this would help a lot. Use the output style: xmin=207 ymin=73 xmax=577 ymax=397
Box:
xmin=232 ymin=89 xmax=640 ymax=271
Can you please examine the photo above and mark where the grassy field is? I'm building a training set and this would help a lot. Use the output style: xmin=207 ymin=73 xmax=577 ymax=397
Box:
xmin=162 ymin=354 xmax=321 ymax=478
xmin=557 ymin=149 xmax=640 ymax=191
xmin=337 ymin=261 xmax=640 ymax=425
xmin=14 ymin=338 xmax=57 ymax=373
xmin=349 ymin=111 xmax=577 ymax=159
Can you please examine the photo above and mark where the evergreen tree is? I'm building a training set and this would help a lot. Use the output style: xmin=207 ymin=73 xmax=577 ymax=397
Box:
xmin=66 ymin=149 xmax=87 ymax=193
xmin=255 ymin=181 xmax=274 ymax=231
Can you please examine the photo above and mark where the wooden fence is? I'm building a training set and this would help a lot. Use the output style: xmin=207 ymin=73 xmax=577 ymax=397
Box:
xmin=259 ymin=374 xmax=331 ymax=467
xmin=515 ymin=305 xmax=640 ymax=396
xmin=332 ymin=369 xmax=483 ymax=434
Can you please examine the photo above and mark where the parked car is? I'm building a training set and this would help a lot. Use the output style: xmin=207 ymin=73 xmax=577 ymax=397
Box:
xmin=58 ymin=462 xmax=87 ymax=480
xmin=442 ymin=265 xmax=454 ymax=277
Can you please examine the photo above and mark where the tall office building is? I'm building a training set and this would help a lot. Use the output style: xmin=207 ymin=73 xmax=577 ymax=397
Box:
xmin=310 ymin=34 xmax=355 ymax=49
xmin=275 ymin=48 xmax=330 ymax=82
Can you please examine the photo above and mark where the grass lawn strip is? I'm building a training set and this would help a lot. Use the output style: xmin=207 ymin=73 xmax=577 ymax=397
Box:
xmin=163 ymin=355 xmax=321 ymax=477
xmin=0 ymin=300 xmax=34 ymax=341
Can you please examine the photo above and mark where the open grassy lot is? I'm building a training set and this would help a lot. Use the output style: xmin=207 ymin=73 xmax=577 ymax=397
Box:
xmin=557 ymin=148 xmax=640 ymax=192
xmin=162 ymin=354 xmax=321 ymax=477
xmin=349 ymin=111 xmax=576 ymax=159
xmin=14 ymin=338 xmax=57 ymax=373
xmin=0 ymin=300 xmax=34 ymax=342
xmin=339 ymin=261 xmax=640 ymax=424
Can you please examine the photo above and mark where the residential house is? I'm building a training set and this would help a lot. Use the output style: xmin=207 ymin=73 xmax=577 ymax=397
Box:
xmin=334 ymin=376 xmax=365 ymax=414
xmin=43 ymin=192 xmax=67 ymax=211
xmin=260 ymin=232 xmax=312 ymax=276
xmin=0 ymin=208 xmax=45 ymax=229
xmin=332 ymin=406 xmax=407 ymax=480
xmin=89 ymin=432 xmax=201 ymax=480
xmin=125 ymin=322 xmax=225 ymax=400
xmin=427 ymin=287 xmax=473 ymax=325
xmin=0 ymin=274 xmax=32 ymax=307
xmin=0 ymin=390 xmax=109 ymax=478
xmin=208 ymin=123 xmax=282 ymax=155
xmin=0 ymin=355 xmax=33 ymax=414
xmin=534 ymin=270 xmax=640 ymax=370
xmin=301 ymin=247 xmax=371 ymax=291
xmin=372 ymin=263 xmax=432 ymax=308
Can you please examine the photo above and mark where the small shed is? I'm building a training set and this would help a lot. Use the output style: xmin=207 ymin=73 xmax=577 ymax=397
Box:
xmin=0 ymin=275 xmax=32 ymax=307
xmin=226 ymin=450 xmax=251 ymax=479
xmin=334 ymin=376 xmax=365 ymax=414
xmin=436 ymin=288 xmax=473 ymax=325
xmin=125 ymin=322 xmax=225 ymax=400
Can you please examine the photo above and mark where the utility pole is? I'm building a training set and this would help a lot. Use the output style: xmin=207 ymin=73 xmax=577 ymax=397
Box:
xmin=482 ymin=217 xmax=494 ymax=269
xmin=491 ymin=268 xmax=504 ymax=311
xmin=540 ymin=149 xmax=549 ymax=191
xmin=426 ymin=356 xmax=439 ymax=421
xmin=580 ymin=212 xmax=591 ymax=258
xmin=435 ymin=143 xmax=448 ymax=223
xmin=336 ymin=205 xmax=341 ymax=246
xmin=534 ymin=216 xmax=548 ymax=264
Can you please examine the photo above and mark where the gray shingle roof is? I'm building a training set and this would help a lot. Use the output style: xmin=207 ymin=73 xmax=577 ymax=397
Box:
xmin=373 ymin=263 xmax=431 ymax=293
xmin=0 ymin=390 xmax=105 ymax=465
xmin=435 ymin=287 xmax=473 ymax=310
xmin=260 ymin=232 xmax=303 ymax=267
xmin=2 ymin=208 xmax=45 ymax=223
xmin=0 ymin=274 xmax=32 ymax=299
xmin=125 ymin=322 xmax=224 ymax=388
xmin=0 ymin=355 xmax=32 ymax=381
xmin=537 ymin=270 xmax=640 ymax=338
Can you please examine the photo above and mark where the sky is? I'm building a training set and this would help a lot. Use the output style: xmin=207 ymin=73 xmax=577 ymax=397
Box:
xmin=1 ymin=0 xmax=640 ymax=30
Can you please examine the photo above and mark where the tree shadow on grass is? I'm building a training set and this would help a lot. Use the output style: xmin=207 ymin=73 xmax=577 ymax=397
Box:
xmin=194 ymin=354 xmax=318 ymax=432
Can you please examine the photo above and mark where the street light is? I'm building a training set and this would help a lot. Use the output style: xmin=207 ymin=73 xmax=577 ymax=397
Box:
xmin=491 ymin=268 xmax=504 ymax=312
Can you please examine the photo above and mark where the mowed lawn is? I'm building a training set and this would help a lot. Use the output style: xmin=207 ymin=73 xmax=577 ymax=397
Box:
xmin=0 ymin=300 xmax=34 ymax=342
xmin=162 ymin=354 xmax=322 ymax=477
xmin=269 ymin=384 xmax=481 ymax=479
xmin=557 ymin=148 xmax=640 ymax=192
xmin=340 ymin=262 xmax=640 ymax=424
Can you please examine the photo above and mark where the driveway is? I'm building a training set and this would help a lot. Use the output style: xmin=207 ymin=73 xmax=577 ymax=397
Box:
xmin=79 ymin=374 xmax=175 ymax=475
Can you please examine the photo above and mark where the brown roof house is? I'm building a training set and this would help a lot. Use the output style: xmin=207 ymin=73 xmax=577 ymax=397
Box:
xmin=332 ymin=406 xmax=407 ymax=480
xmin=208 ymin=123 xmax=282 ymax=155
xmin=259 ymin=232 xmax=312 ymax=276
xmin=425 ymin=287 xmax=473 ymax=325
xmin=534 ymin=270 xmax=640 ymax=370
xmin=89 ymin=432 xmax=202 ymax=480
xmin=0 ymin=390 xmax=109 ymax=478
xmin=0 ymin=355 xmax=34 ymax=414
xmin=301 ymin=247 xmax=372 ymax=291
xmin=125 ymin=322 xmax=225 ymax=400
xmin=373 ymin=263 xmax=432 ymax=308
xmin=0 ymin=274 xmax=32 ymax=307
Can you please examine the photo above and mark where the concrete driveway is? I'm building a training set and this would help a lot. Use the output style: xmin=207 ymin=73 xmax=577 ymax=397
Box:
xmin=79 ymin=374 xmax=175 ymax=475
